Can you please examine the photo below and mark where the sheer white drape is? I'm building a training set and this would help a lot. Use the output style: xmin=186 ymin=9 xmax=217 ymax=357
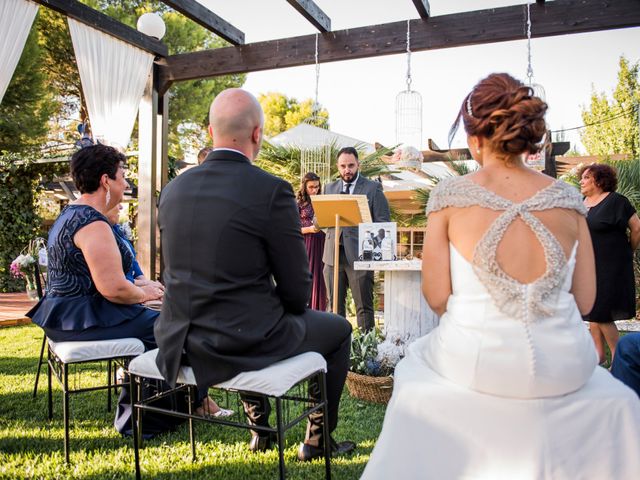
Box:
xmin=68 ymin=19 xmax=154 ymax=149
xmin=0 ymin=0 xmax=39 ymax=103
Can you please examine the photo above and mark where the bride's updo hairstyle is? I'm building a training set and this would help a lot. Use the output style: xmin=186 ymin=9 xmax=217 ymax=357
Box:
xmin=449 ymin=73 xmax=548 ymax=163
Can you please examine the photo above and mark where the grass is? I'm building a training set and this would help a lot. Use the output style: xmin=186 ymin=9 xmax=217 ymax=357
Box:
xmin=0 ymin=325 xmax=386 ymax=479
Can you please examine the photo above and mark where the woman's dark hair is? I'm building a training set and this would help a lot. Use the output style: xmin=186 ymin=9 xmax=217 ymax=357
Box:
xmin=70 ymin=144 xmax=126 ymax=194
xmin=448 ymin=73 xmax=548 ymax=161
xmin=297 ymin=172 xmax=322 ymax=204
xmin=577 ymin=163 xmax=618 ymax=192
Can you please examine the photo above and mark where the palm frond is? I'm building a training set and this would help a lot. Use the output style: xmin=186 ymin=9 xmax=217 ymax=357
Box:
xmin=608 ymin=158 xmax=640 ymax=212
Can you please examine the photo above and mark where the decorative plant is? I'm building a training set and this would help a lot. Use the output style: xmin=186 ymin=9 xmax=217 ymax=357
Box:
xmin=350 ymin=327 xmax=408 ymax=377
xmin=9 ymin=237 xmax=46 ymax=297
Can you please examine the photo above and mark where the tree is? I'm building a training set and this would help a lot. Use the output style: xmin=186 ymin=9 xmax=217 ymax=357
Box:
xmin=258 ymin=92 xmax=329 ymax=138
xmin=580 ymin=56 xmax=640 ymax=158
xmin=36 ymin=1 xmax=246 ymax=157
xmin=0 ymin=23 xmax=56 ymax=155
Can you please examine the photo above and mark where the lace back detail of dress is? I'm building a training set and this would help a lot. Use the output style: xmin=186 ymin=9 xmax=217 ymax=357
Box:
xmin=426 ymin=176 xmax=587 ymax=322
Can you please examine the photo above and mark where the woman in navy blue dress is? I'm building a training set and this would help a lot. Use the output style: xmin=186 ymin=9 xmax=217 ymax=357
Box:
xmin=27 ymin=145 xmax=163 ymax=347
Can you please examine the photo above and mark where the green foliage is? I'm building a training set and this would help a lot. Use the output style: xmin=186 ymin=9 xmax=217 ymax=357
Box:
xmin=37 ymin=8 xmax=90 ymax=153
xmin=0 ymin=19 xmax=56 ymax=154
xmin=610 ymin=158 xmax=640 ymax=212
xmin=0 ymin=324 xmax=384 ymax=478
xmin=36 ymin=1 xmax=245 ymax=157
xmin=391 ymin=187 xmax=431 ymax=227
xmin=259 ymin=92 xmax=329 ymax=138
xmin=350 ymin=328 xmax=390 ymax=376
xmin=0 ymin=155 xmax=42 ymax=292
xmin=390 ymin=160 xmax=476 ymax=227
xmin=580 ymin=56 xmax=640 ymax=158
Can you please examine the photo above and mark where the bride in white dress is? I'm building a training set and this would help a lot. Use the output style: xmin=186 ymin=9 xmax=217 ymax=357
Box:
xmin=362 ymin=73 xmax=640 ymax=479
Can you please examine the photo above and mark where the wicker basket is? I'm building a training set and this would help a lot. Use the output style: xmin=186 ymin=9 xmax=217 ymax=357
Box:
xmin=345 ymin=371 xmax=393 ymax=404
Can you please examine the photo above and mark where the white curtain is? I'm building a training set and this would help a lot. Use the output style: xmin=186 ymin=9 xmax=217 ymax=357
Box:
xmin=0 ymin=0 xmax=39 ymax=104
xmin=68 ymin=18 xmax=154 ymax=149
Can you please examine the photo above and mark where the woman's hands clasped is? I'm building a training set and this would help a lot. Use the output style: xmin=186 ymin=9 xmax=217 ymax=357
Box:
xmin=140 ymin=282 xmax=165 ymax=303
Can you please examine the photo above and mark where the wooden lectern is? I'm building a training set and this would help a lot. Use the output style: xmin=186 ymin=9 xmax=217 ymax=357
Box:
xmin=310 ymin=194 xmax=372 ymax=314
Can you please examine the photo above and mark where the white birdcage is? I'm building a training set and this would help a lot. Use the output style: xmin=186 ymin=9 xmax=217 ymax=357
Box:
xmin=299 ymin=33 xmax=332 ymax=186
xmin=300 ymin=115 xmax=332 ymax=185
xmin=396 ymin=90 xmax=422 ymax=149
xmin=395 ymin=20 xmax=423 ymax=148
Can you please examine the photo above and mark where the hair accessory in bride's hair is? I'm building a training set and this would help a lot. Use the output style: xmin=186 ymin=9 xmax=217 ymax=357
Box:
xmin=466 ymin=92 xmax=475 ymax=118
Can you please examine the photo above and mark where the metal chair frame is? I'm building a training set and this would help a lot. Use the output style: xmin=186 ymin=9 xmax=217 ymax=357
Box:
xmin=129 ymin=370 xmax=331 ymax=480
xmin=30 ymin=261 xmax=140 ymax=462
xmin=46 ymin=345 xmax=135 ymax=463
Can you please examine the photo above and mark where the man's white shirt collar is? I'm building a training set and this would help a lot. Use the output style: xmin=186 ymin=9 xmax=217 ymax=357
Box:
xmin=342 ymin=172 xmax=360 ymax=192
xmin=213 ymin=147 xmax=246 ymax=157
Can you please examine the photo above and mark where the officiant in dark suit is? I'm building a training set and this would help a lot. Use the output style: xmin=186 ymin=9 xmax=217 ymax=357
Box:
xmin=154 ymin=88 xmax=354 ymax=461
xmin=323 ymin=147 xmax=391 ymax=331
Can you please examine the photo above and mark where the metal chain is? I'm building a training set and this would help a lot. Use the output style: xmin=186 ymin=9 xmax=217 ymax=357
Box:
xmin=314 ymin=33 xmax=320 ymax=115
xmin=406 ymin=19 xmax=412 ymax=91
xmin=526 ymin=0 xmax=534 ymax=85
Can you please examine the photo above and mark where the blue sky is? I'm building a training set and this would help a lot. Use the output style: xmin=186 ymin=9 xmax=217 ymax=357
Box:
xmin=200 ymin=0 xmax=640 ymax=152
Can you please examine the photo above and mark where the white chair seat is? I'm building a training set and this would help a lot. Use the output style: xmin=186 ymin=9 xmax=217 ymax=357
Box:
xmin=129 ymin=349 xmax=327 ymax=397
xmin=49 ymin=338 xmax=145 ymax=363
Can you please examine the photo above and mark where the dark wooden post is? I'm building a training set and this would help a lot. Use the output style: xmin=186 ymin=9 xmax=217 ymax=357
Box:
xmin=544 ymin=141 xmax=570 ymax=179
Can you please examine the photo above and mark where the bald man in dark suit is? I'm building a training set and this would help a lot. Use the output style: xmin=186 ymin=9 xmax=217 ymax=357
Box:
xmin=154 ymin=88 xmax=355 ymax=461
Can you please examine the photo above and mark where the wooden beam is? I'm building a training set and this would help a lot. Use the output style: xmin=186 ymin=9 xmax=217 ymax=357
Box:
xmin=32 ymin=0 xmax=167 ymax=56
xmin=411 ymin=0 xmax=430 ymax=19
xmin=285 ymin=0 xmax=331 ymax=32
xmin=158 ymin=0 xmax=640 ymax=92
xmin=159 ymin=0 xmax=244 ymax=45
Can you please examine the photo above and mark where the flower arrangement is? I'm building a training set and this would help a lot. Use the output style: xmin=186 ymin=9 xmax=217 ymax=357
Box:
xmin=350 ymin=328 xmax=406 ymax=377
xmin=390 ymin=145 xmax=423 ymax=170
xmin=347 ymin=327 xmax=408 ymax=404
xmin=9 ymin=253 xmax=36 ymax=279
xmin=9 ymin=238 xmax=46 ymax=299
xmin=558 ymin=162 xmax=584 ymax=189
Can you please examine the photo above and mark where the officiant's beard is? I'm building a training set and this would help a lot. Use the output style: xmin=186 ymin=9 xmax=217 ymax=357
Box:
xmin=340 ymin=169 xmax=357 ymax=182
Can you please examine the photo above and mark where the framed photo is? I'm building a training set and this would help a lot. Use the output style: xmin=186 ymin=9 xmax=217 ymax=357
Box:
xmin=358 ymin=222 xmax=397 ymax=261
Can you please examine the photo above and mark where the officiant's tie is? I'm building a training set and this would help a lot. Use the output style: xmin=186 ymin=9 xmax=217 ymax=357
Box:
xmin=342 ymin=182 xmax=353 ymax=194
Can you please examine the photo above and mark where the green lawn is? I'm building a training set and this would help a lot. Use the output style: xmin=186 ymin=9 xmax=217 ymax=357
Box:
xmin=0 ymin=325 xmax=385 ymax=479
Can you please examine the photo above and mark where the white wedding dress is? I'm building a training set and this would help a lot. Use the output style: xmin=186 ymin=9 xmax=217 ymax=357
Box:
xmin=362 ymin=177 xmax=640 ymax=480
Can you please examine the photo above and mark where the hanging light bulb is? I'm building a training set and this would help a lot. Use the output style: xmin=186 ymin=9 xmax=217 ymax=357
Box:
xmin=137 ymin=12 xmax=166 ymax=40
xmin=525 ymin=0 xmax=545 ymax=102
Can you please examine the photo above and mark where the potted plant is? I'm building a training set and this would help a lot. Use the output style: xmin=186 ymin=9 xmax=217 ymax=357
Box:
xmin=346 ymin=328 xmax=407 ymax=404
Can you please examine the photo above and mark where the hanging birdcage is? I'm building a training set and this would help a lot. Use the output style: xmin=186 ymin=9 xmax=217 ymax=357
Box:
xmin=299 ymin=34 xmax=332 ymax=186
xmin=395 ymin=20 xmax=423 ymax=149
xmin=396 ymin=90 xmax=422 ymax=148
xmin=300 ymin=113 xmax=331 ymax=185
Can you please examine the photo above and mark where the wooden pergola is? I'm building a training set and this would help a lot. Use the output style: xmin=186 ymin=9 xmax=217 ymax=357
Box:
xmin=30 ymin=0 xmax=640 ymax=277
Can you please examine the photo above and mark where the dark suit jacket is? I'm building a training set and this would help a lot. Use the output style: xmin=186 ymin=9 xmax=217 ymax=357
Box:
xmin=322 ymin=175 xmax=391 ymax=266
xmin=154 ymin=149 xmax=311 ymax=389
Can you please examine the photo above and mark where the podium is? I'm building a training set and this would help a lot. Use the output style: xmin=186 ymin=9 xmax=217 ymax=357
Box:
xmin=310 ymin=194 xmax=372 ymax=314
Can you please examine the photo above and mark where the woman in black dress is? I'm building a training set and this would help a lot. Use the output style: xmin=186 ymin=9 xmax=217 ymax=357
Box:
xmin=579 ymin=163 xmax=640 ymax=363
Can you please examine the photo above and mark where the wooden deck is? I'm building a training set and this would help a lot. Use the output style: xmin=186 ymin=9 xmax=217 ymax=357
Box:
xmin=0 ymin=292 xmax=36 ymax=327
